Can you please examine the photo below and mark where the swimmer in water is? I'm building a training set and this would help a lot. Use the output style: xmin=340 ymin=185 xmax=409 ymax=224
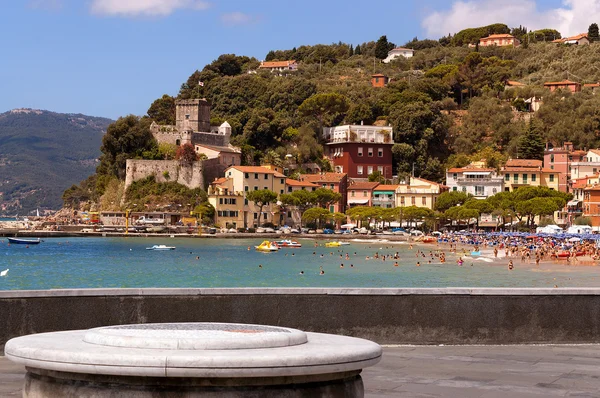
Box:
xmin=340 ymin=263 xmax=344 ymax=268
xmin=259 ymin=264 xmax=263 ymax=269
xmin=394 ymin=262 xmax=399 ymax=267
xmin=299 ymin=271 xmax=304 ymax=275
xmin=416 ymin=262 xmax=421 ymax=267
xmin=350 ymin=264 xmax=354 ymax=268
xmin=508 ymin=260 xmax=514 ymax=270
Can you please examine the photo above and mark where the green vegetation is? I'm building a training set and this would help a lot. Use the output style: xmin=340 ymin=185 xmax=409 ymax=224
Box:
xmin=246 ymin=189 xmax=278 ymax=227
xmin=124 ymin=175 xmax=208 ymax=213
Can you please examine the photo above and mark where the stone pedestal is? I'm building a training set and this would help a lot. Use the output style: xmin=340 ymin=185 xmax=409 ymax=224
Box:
xmin=6 ymin=323 xmax=381 ymax=397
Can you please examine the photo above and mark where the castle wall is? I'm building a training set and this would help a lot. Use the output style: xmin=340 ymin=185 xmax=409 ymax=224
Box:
xmin=125 ymin=160 xmax=204 ymax=190
xmin=176 ymin=99 xmax=211 ymax=132
xmin=192 ymin=132 xmax=229 ymax=147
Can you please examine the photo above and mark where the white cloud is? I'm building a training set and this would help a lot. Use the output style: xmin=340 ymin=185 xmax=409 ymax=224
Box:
xmin=220 ymin=11 xmax=257 ymax=26
xmin=422 ymin=0 xmax=600 ymax=38
xmin=90 ymin=0 xmax=210 ymax=17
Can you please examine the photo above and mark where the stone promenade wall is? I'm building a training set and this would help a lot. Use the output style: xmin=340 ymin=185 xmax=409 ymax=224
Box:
xmin=2 ymin=288 xmax=600 ymax=352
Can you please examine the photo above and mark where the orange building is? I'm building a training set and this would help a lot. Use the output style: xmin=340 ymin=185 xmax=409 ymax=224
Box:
xmin=479 ymin=34 xmax=520 ymax=47
xmin=583 ymin=186 xmax=600 ymax=230
xmin=544 ymin=80 xmax=581 ymax=93
xmin=298 ymin=173 xmax=348 ymax=213
xmin=371 ymin=74 xmax=389 ymax=88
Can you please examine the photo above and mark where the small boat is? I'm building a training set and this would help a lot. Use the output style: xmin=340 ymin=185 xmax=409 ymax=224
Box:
xmin=556 ymin=251 xmax=585 ymax=258
xmin=422 ymin=237 xmax=437 ymax=243
xmin=276 ymin=239 xmax=302 ymax=248
xmin=146 ymin=245 xmax=176 ymax=251
xmin=8 ymin=237 xmax=41 ymax=245
xmin=325 ymin=241 xmax=350 ymax=247
xmin=255 ymin=241 xmax=279 ymax=252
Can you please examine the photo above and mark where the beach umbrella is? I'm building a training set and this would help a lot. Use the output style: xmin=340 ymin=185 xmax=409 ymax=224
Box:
xmin=568 ymin=237 xmax=581 ymax=242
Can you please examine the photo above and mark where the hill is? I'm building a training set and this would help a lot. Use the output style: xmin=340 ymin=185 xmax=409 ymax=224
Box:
xmin=0 ymin=109 xmax=113 ymax=215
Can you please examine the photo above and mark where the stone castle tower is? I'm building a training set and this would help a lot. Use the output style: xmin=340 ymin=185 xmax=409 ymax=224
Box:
xmin=176 ymin=99 xmax=211 ymax=133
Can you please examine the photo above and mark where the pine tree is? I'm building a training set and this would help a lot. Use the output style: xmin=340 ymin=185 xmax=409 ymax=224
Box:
xmin=589 ymin=23 xmax=599 ymax=42
xmin=375 ymin=35 xmax=390 ymax=59
xmin=349 ymin=44 xmax=354 ymax=56
xmin=354 ymin=44 xmax=361 ymax=55
xmin=517 ymin=120 xmax=545 ymax=160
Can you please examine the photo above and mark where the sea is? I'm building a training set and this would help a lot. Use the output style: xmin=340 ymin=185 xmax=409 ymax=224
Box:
xmin=1 ymin=237 xmax=600 ymax=290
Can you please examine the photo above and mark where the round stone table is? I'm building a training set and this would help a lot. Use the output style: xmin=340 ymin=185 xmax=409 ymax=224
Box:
xmin=5 ymin=323 xmax=382 ymax=397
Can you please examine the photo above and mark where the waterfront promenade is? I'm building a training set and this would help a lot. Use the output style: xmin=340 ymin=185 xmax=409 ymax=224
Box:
xmin=3 ymin=344 xmax=600 ymax=397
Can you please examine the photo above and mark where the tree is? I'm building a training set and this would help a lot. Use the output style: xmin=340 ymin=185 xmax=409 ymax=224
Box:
xmin=517 ymin=120 xmax=545 ymax=160
xmin=375 ymin=35 xmax=391 ymax=59
xmin=434 ymin=191 xmax=470 ymax=212
xmin=147 ymin=95 xmax=176 ymax=125
xmin=246 ymin=189 xmax=278 ymax=227
xmin=280 ymin=189 xmax=317 ymax=227
xmin=313 ymin=188 xmax=342 ymax=209
xmin=368 ymin=170 xmax=386 ymax=183
xmin=176 ymin=143 xmax=199 ymax=164
xmin=589 ymin=23 xmax=599 ymax=42
xmin=298 ymin=93 xmax=350 ymax=128
xmin=302 ymin=207 xmax=331 ymax=228
xmin=354 ymin=44 xmax=361 ymax=55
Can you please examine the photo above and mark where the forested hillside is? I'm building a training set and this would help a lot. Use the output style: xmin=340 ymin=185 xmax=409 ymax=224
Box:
xmin=0 ymin=109 xmax=112 ymax=214
xmin=66 ymin=23 xmax=600 ymax=209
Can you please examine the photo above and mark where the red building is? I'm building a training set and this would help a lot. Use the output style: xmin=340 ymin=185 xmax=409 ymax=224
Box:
xmin=323 ymin=125 xmax=394 ymax=180
xmin=543 ymin=142 xmax=587 ymax=193
xmin=298 ymin=173 xmax=348 ymax=213
xmin=544 ymin=80 xmax=581 ymax=93
xmin=371 ymin=74 xmax=389 ymax=88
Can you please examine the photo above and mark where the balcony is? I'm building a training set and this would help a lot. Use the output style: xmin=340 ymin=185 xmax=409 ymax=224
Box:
xmin=456 ymin=177 xmax=503 ymax=185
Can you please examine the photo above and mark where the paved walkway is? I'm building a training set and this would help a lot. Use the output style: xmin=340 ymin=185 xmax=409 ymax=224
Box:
xmin=3 ymin=345 xmax=600 ymax=397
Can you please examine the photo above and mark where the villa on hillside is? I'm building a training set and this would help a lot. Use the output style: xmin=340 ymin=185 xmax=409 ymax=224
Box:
xmin=383 ymin=47 xmax=414 ymax=63
xmin=479 ymin=34 xmax=520 ymax=47
xmin=552 ymin=33 xmax=589 ymax=45
xmin=544 ymin=80 xmax=581 ymax=92
xmin=258 ymin=60 xmax=298 ymax=72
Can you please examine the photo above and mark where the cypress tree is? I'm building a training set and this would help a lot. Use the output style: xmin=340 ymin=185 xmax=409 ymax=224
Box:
xmin=355 ymin=44 xmax=361 ymax=55
xmin=375 ymin=35 xmax=390 ymax=59
xmin=589 ymin=23 xmax=599 ymax=42
xmin=349 ymin=44 xmax=354 ymax=56
xmin=517 ymin=120 xmax=545 ymax=160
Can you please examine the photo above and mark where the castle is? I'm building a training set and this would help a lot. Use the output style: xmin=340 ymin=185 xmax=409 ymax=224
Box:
xmin=125 ymin=99 xmax=240 ymax=191
xmin=149 ymin=99 xmax=232 ymax=148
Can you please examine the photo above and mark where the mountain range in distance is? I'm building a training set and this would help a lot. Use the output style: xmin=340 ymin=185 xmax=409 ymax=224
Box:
xmin=0 ymin=108 xmax=113 ymax=215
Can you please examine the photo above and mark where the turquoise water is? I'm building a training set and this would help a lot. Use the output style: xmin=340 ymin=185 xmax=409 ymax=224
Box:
xmin=1 ymin=237 xmax=600 ymax=290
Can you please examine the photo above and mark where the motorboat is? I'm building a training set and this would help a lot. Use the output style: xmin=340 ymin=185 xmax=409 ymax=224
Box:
xmin=145 ymin=245 xmax=176 ymax=251
xmin=8 ymin=237 xmax=41 ymax=245
xmin=255 ymin=241 xmax=279 ymax=252
xmin=276 ymin=239 xmax=302 ymax=248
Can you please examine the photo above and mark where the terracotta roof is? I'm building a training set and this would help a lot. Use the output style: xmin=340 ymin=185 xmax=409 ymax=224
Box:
xmin=544 ymin=80 xmax=580 ymax=86
xmin=572 ymin=179 xmax=589 ymax=189
xmin=503 ymin=167 xmax=555 ymax=173
xmin=390 ymin=47 xmax=414 ymax=52
xmin=557 ymin=33 xmax=588 ymax=42
xmin=372 ymin=73 xmax=386 ymax=77
xmin=259 ymin=60 xmax=297 ymax=68
xmin=211 ymin=177 xmax=229 ymax=185
xmin=481 ymin=34 xmax=515 ymax=39
xmin=412 ymin=177 xmax=444 ymax=187
xmin=506 ymin=80 xmax=525 ymax=86
xmin=374 ymin=184 xmax=400 ymax=191
xmin=447 ymin=167 xmax=495 ymax=173
xmin=285 ymin=179 xmax=318 ymax=187
xmin=504 ymin=159 xmax=542 ymax=168
xmin=228 ymin=166 xmax=285 ymax=177
xmin=584 ymin=83 xmax=600 ymax=87
xmin=299 ymin=173 xmax=347 ymax=183
xmin=349 ymin=181 xmax=380 ymax=190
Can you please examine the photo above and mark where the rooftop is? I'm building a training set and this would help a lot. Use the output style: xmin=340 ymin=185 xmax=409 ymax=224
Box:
xmin=481 ymin=34 xmax=515 ymax=39
xmin=299 ymin=173 xmax=347 ymax=184
xmin=544 ymin=80 xmax=580 ymax=86
xmin=227 ymin=166 xmax=286 ymax=178
xmin=285 ymin=179 xmax=319 ymax=187
xmin=389 ymin=47 xmax=414 ymax=52
xmin=259 ymin=60 xmax=297 ymax=68
xmin=447 ymin=167 xmax=496 ymax=173
xmin=374 ymin=184 xmax=400 ymax=191
xmin=348 ymin=181 xmax=380 ymax=190
xmin=504 ymin=159 xmax=543 ymax=168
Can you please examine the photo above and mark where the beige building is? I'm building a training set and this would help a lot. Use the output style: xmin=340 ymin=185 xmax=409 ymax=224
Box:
xmin=395 ymin=177 xmax=447 ymax=210
xmin=570 ymin=149 xmax=600 ymax=181
xmin=501 ymin=159 xmax=559 ymax=192
xmin=282 ymin=179 xmax=319 ymax=226
xmin=208 ymin=166 xmax=287 ymax=228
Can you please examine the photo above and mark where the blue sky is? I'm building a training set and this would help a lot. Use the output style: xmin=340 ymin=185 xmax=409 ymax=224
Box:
xmin=0 ymin=0 xmax=593 ymax=119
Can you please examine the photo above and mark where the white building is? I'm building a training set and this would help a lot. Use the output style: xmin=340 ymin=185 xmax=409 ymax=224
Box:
xmin=382 ymin=47 xmax=414 ymax=63
xmin=445 ymin=167 xmax=504 ymax=199
xmin=322 ymin=125 xmax=393 ymax=144
xmin=571 ymin=149 xmax=600 ymax=180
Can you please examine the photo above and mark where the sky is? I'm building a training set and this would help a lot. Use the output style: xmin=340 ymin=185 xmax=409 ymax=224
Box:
xmin=1 ymin=0 xmax=598 ymax=119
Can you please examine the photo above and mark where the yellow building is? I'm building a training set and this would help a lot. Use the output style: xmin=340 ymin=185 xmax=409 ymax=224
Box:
xmin=501 ymin=159 xmax=559 ymax=192
xmin=395 ymin=177 xmax=447 ymax=210
xmin=209 ymin=166 xmax=287 ymax=228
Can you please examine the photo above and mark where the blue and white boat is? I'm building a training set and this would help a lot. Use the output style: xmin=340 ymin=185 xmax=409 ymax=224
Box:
xmin=8 ymin=237 xmax=41 ymax=245
xmin=145 ymin=245 xmax=176 ymax=251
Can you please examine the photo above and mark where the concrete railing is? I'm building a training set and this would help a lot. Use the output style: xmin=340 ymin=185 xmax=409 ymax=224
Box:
xmin=2 ymin=288 xmax=600 ymax=352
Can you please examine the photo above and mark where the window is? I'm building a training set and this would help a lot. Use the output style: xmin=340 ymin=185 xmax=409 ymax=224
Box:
xmin=245 ymin=199 xmax=248 ymax=205
xmin=462 ymin=187 xmax=467 ymax=192
xmin=357 ymin=147 xmax=363 ymax=157
xmin=280 ymin=190 xmax=284 ymax=194
xmin=522 ymin=174 xmax=527 ymax=184
xmin=475 ymin=186 xmax=484 ymax=196
xmin=288 ymin=187 xmax=292 ymax=193
xmin=378 ymin=166 xmax=383 ymax=173
xmin=513 ymin=173 xmax=518 ymax=183
xmin=254 ymin=186 xmax=258 ymax=191
xmin=453 ymin=173 xmax=458 ymax=180
xmin=264 ymin=187 xmax=268 ymax=190
xmin=363 ymin=190 xmax=367 ymax=197
xmin=254 ymin=173 xmax=258 ymax=179
xmin=549 ymin=174 xmax=555 ymax=182
xmin=185 ymin=114 xmax=190 ymax=120
xmin=550 ymin=154 xmax=554 ymax=163
xmin=531 ymin=174 xmax=536 ymax=182
xmin=351 ymin=190 xmax=355 ymax=197
xmin=400 ymin=196 xmax=405 ymax=205
xmin=411 ymin=196 xmax=416 ymax=205
xmin=368 ymin=148 xmax=373 ymax=157
xmin=253 ymin=213 xmax=257 ymax=219
xmin=280 ymin=178 xmax=284 ymax=184
xmin=329 ymin=205 xmax=335 ymax=213
xmin=452 ymin=187 xmax=457 ymax=191
xmin=219 ymin=198 xmax=223 ymax=205
xmin=493 ymin=188 xmax=497 ymax=194
xmin=368 ymin=166 xmax=373 ymax=174
xmin=264 ymin=174 xmax=268 ymax=180
xmin=244 ymin=186 xmax=248 ymax=192
xmin=378 ymin=148 xmax=383 ymax=157
xmin=357 ymin=166 xmax=363 ymax=175
xmin=505 ymin=174 xmax=509 ymax=181
xmin=245 ymin=173 xmax=249 ymax=178
xmin=330 ymin=184 xmax=334 ymax=190
xmin=422 ymin=197 xmax=426 ymax=205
